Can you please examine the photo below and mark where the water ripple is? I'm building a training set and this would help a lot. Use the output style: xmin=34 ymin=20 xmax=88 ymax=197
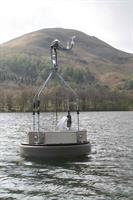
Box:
xmin=0 ymin=112 xmax=133 ymax=200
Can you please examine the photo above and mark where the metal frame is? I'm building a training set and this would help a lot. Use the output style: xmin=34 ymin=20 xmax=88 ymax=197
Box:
xmin=32 ymin=36 xmax=80 ymax=134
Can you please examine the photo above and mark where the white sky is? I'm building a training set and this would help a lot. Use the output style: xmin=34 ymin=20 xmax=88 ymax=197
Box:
xmin=0 ymin=0 xmax=133 ymax=53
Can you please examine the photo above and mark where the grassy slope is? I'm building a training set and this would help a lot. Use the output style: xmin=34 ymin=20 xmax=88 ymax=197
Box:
xmin=0 ymin=28 xmax=133 ymax=89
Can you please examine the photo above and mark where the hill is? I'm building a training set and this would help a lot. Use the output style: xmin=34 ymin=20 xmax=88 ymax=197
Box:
xmin=0 ymin=28 xmax=133 ymax=111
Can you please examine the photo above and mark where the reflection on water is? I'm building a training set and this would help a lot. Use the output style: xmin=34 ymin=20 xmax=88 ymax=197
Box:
xmin=0 ymin=112 xmax=133 ymax=200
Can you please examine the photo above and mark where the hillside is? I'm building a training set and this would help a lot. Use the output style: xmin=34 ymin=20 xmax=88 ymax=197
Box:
xmin=0 ymin=28 xmax=133 ymax=111
xmin=0 ymin=28 xmax=133 ymax=87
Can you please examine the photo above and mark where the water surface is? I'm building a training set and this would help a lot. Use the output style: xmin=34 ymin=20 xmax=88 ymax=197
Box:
xmin=0 ymin=112 xmax=133 ymax=200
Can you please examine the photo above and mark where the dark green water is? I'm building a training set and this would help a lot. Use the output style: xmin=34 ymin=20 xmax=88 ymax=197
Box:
xmin=0 ymin=112 xmax=133 ymax=200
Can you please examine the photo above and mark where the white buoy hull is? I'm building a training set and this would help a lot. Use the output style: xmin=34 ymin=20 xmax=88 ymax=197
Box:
xmin=20 ymin=142 xmax=91 ymax=159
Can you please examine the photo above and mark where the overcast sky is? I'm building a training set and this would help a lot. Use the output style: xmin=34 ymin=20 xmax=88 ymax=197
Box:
xmin=0 ymin=0 xmax=133 ymax=53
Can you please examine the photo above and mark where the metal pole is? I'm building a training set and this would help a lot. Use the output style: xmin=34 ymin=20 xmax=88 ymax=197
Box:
xmin=37 ymin=71 xmax=53 ymax=100
xmin=57 ymin=72 xmax=80 ymax=131
xmin=57 ymin=73 xmax=79 ymax=109
xmin=55 ymin=93 xmax=58 ymax=127
xmin=57 ymin=73 xmax=78 ymax=98
xmin=32 ymin=102 xmax=36 ymax=131
xmin=33 ymin=113 xmax=35 ymax=131
xmin=38 ymin=113 xmax=40 ymax=132
xmin=37 ymin=99 xmax=40 ymax=143
xmin=77 ymin=110 xmax=80 ymax=132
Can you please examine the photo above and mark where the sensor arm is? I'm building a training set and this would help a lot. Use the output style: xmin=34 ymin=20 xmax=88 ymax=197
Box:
xmin=50 ymin=36 xmax=75 ymax=67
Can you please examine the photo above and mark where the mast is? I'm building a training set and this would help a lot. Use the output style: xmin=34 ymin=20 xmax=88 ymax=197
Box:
xmin=32 ymin=35 xmax=80 ymax=132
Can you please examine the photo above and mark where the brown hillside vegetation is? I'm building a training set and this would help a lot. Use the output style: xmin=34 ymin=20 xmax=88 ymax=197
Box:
xmin=0 ymin=28 xmax=133 ymax=111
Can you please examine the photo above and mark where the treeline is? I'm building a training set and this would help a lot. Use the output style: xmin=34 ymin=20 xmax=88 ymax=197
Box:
xmin=0 ymin=53 xmax=97 ymax=86
xmin=0 ymin=53 xmax=133 ymax=111
xmin=0 ymin=85 xmax=132 ymax=112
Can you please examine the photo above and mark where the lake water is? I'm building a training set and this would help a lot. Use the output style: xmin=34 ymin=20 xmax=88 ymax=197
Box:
xmin=0 ymin=112 xmax=133 ymax=200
